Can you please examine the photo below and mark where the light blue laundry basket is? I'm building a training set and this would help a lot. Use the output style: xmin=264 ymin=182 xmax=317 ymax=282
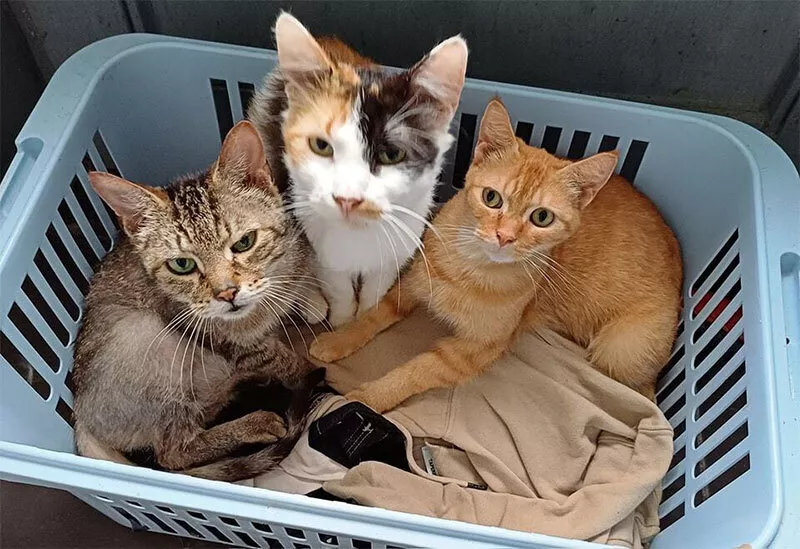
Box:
xmin=1 ymin=34 xmax=798 ymax=549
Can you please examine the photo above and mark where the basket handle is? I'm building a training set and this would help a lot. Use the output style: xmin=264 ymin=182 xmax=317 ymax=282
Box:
xmin=781 ymin=252 xmax=799 ymax=396
xmin=0 ymin=137 xmax=45 ymax=253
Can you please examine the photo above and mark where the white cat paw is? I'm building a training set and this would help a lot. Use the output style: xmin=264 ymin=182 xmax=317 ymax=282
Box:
xmin=328 ymin=311 xmax=355 ymax=328
xmin=300 ymin=288 xmax=329 ymax=325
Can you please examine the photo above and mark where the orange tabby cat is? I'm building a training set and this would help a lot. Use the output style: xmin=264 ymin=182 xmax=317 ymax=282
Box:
xmin=310 ymin=99 xmax=682 ymax=411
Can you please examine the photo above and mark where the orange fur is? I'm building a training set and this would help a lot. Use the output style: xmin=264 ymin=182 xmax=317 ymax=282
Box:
xmin=317 ymin=36 xmax=375 ymax=68
xmin=311 ymin=99 xmax=682 ymax=410
xmin=281 ymin=36 xmax=372 ymax=167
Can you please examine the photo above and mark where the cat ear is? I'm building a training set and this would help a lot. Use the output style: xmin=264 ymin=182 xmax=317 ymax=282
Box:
xmin=559 ymin=151 xmax=619 ymax=209
xmin=274 ymin=12 xmax=331 ymax=78
xmin=410 ymin=35 xmax=468 ymax=115
xmin=474 ymin=98 xmax=518 ymax=162
xmin=216 ymin=120 xmax=274 ymax=191
xmin=88 ymin=172 xmax=166 ymax=236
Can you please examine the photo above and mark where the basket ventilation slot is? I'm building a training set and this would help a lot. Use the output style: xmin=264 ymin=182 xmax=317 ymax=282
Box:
xmin=540 ymin=126 xmax=562 ymax=154
xmin=694 ymin=454 xmax=750 ymax=507
xmin=449 ymin=113 xmax=649 ymax=191
xmin=82 ymin=150 xmax=121 ymax=231
xmin=210 ymin=79 xmax=253 ymax=141
xmin=514 ymin=121 xmax=534 ymax=143
xmin=660 ymin=502 xmax=685 ymax=531
xmin=691 ymin=230 xmax=739 ymax=297
xmin=7 ymin=303 xmax=59 ymax=372
xmin=211 ymin=78 xmax=234 ymax=141
xmin=84 ymin=492 xmax=413 ymax=547
xmin=566 ymin=130 xmax=591 ymax=159
xmin=239 ymin=82 xmax=256 ymax=113
xmin=656 ymin=228 xmax=750 ymax=530
xmin=451 ymin=112 xmax=477 ymax=189
xmin=0 ymin=331 xmax=51 ymax=399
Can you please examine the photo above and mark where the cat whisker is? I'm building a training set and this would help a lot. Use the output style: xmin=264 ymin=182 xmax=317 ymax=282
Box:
xmin=386 ymin=214 xmax=434 ymax=308
xmin=181 ymin=314 xmax=203 ymax=402
xmin=268 ymin=290 xmax=321 ymax=344
xmin=170 ymin=314 xmax=197 ymax=401
xmin=139 ymin=308 xmax=194 ymax=373
xmin=390 ymin=203 xmax=444 ymax=245
xmin=375 ymin=231 xmax=384 ymax=308
xmin=264 ymin=294 xmax=309 ymax=355
xmin=523 ymin=257 xmax=571 ymax=303
xmin=379 ymin=222 xmax=403 ymax=311
xmin=267 ymin=283 xmax=334 ymax=332
xmin=520 ymin=261 xmax=538 ymax=287
xmin=267 ymin=274 xmax=331 ymax=289
xmin=527 ymin=250 xmax=588 ymax=301
xmin=258 ymin=299 xmax=296 ymax=355
xmin=387 ymin=104 xmax=437 ymax=126
xmin=199 ymin=318 xmax=210 ymax=386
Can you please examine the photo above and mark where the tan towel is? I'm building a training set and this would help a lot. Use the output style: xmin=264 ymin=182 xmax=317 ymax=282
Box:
xmin=258 ymin=312 xmax=673 ymax=548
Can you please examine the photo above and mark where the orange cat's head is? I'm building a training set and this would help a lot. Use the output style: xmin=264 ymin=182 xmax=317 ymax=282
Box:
xmin=459 ymin=99 xmax=619 ymax=263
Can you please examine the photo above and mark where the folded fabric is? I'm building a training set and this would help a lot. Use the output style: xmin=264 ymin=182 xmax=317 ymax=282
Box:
xmin=251 ymin=313 xmax=673 ymax=548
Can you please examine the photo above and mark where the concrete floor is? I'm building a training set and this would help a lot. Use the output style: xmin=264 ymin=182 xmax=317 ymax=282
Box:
xmin=0 ymin=481 xmax=223 ymax=549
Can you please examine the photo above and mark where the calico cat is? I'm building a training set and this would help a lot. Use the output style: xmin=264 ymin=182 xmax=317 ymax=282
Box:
xmin=73 ymin=121 xmax=326 ymax=481
xmin=310 ymin=99 xmax=682 ymax=411
xmin=248 ymin=13 xmax=468 ymax=326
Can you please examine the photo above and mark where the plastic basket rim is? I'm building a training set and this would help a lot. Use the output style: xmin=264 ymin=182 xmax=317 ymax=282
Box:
xmin=0 ymin=32 xmax=796 ymax=549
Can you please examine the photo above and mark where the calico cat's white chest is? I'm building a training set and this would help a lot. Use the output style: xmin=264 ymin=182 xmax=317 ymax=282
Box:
xmin=311 ymin=221 xmax=420 ymax=274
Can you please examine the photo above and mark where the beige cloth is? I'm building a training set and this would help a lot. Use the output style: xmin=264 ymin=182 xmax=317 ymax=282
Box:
xmin=254 ymin=312 xmax=673 ymax=548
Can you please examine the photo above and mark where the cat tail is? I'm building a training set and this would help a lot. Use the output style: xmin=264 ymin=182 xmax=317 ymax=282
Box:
xmin=181 ymin=367 xmax=326 ymax=482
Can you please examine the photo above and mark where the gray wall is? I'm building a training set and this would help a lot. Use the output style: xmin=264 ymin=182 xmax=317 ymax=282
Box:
xmin=3 ymin=0 xmax=799 ymax=175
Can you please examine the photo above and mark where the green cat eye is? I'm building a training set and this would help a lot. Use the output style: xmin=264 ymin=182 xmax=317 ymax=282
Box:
xmin=378 ymin=147 xmax=406 ymax=165
xmin=309 ymin=137 xmax=334 ymax=157
xmin=166 ymin=257 xmax=197 ymax=275
xmin=482 ymin=188 xmax=503 ymax=209
xmin=231 ymin=230 xmax=257 ymax=253
xmin=530 ymin=207 xmax=555 ymax=227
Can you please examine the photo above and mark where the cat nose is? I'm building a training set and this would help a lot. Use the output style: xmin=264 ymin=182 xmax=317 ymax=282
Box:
xmin=214 ymin=285 xmax=239 ymax=303
xmin=496 ymin=230 xmax=517 ymax=247
xmin=333 ymin=195 xmax=363 ymax=215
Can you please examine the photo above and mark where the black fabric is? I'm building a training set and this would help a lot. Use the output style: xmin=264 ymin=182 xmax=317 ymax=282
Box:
xmin=308 ymin=402 xmax=409 ymax=471
xmin=124 ymin=447 xmax=163 ymax=470
xmin=305 ymin=487 xmax=356 ymax=504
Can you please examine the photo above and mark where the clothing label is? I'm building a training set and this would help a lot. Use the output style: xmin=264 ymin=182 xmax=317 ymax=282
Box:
xmin=421 ymin=445 xmax=439 ymax=476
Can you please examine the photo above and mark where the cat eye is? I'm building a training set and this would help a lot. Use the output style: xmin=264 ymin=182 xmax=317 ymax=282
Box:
xmin=231 ymin=231 xmax=257 ymax=253
xmin=482 ymin=188 xmax=503 ymax=209
xmin=309 ymin=137 xmax=334 ymax=157
xmin=166 ymin=257 xmax=197 ymax=275
xmin=530 ymin=207 xmax=555 ymax=227
xmin=378 ymin=146 xmax=407 ymax=165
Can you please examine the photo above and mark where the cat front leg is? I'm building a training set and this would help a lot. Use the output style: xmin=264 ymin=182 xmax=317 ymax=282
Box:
xmin=310 ymin=283 xmax=417 ymax=363
xmin=346 ymin=335 xmax=508 ymax=412
xmin=357 ymin=269 xmax=396 ymax=317
xmin=156 ymin=410 xmax=287 ymax=470
xmin=322 ymin=269 xmax=358 ymax=328
xmin=295 ymin=280 xmax=329 ymax=326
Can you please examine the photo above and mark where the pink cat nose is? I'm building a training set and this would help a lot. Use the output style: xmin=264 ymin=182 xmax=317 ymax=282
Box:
xmin=214 ymin=286 xmax=239 ymax=303
xmin=333 ymin=195 xmax=363 ymax=215
xmin=496 ymin=230 xmax=517 ymax=247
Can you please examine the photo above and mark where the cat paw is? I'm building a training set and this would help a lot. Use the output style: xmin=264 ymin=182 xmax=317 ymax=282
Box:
xmin=309 ymin=331 xmax=358 ymax=362
xmin=328 ymin=311 xmax=354 ymax=328
xmin=345 ymin=385 xmax=394 ymax=413
xmin=244 ymin=411 xmax=287 ymax=443
xmin=300 ymin=288 xmax=329 ymax=325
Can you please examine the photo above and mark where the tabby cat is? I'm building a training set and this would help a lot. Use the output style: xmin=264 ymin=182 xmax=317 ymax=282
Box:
xmin=73 ymin=121 xmax=325 ymax=481
xmin=310 ymin=99 xmax=682 ymax=411
xmin=248 ymin=13 xmax=468 ymax=326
